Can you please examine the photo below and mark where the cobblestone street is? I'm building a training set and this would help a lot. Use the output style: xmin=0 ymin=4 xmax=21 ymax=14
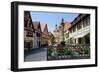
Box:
xmin=24 ymin=48 xmax=47 ymax=62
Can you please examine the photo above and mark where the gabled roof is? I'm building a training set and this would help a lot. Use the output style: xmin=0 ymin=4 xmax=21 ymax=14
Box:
xmin=24 ymin=11 xmax=35 ymax=31
xmin=33 ymin=21 xmax=41 ymax=31
xmin=44 ymin=24 xmax=48 ymax=34
xmin=41 ymin=24 xmax=49 ymax=35
xmin=41 ymin=24 xmax=46 ymax=32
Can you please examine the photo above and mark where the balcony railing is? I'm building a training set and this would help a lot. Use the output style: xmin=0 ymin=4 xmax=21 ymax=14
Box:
xmin=47 ymin=44 xmax=90 ymax=60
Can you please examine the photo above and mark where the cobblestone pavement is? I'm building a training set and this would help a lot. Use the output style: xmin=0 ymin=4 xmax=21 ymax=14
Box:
xmin=24 ymin=48 xmax=47 ymax=62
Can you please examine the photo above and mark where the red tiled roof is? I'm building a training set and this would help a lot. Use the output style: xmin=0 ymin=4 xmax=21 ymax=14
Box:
xmin=53 ymin=21 xmax=72 ymax=33
xmin=41 ymin=24 xmax=49 ymax=35
xmin=64 ymin=22 xmax=72 ymax=30
xmin=58 ymin=22 xmax=72 ymax=30
xmin=41 ymin=23 xmax=46 ymax=32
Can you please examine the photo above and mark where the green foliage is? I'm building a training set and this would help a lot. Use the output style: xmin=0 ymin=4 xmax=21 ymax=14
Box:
xmin=84 ymin=48 xmax=90 ymax=54
xmin=64 ymin=48 xmax=73 ymax=55
xmin=48 ymin=48 xmax=53 ymax=56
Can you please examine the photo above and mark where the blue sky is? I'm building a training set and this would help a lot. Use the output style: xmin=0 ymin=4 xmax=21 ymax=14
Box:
xmin=30 ymin=11 xmax=79 ymax=32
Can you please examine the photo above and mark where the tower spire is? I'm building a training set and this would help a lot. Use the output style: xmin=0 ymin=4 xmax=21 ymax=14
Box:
xmin=55 ymin=24 xmax=57 ymax=29
xmin=62 ymin=18 xmax=64 ymax=23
